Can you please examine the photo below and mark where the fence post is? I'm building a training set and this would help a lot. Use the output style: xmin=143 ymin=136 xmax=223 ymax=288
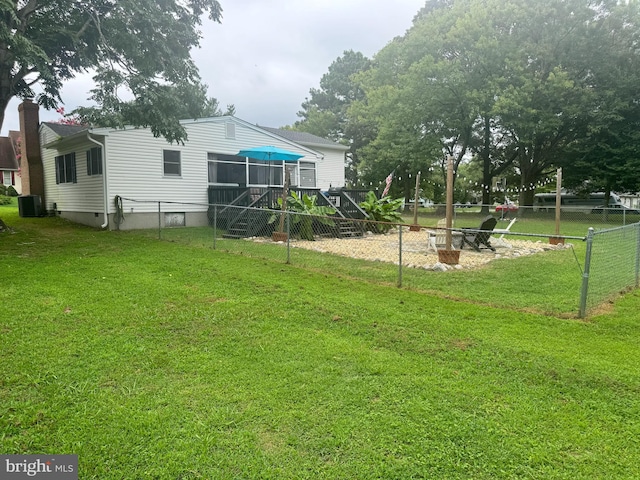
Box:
xmin=213 ymin=204 xmax=217 ymax=250
xmin=636 ymin=222 xmax=640 ymax=288
xmin=398 ymin=225 xmax=403 ymax=287
xmin=158 ymin=201 xmax=162 ymax=240
xmin=286 ymin=211 xmax=291 ymax=264
xmin=578 ymin=227 xmax=595 ymax=318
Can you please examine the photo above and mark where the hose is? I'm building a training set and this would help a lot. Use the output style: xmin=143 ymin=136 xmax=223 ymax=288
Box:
xmin=114 ymin=195 xmax=124 ymax=229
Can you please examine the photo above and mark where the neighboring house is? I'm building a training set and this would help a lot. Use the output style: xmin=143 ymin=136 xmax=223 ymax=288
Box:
xmin=620 ymin=193 xmax=640 ymax=209
xmin=38 ymin=116 xmax=348 ymax=230
xmin=0 ymin=131 xmax=22 ymax=194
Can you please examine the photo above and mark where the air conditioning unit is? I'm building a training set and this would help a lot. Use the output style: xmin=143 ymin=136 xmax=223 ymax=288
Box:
xmin=18 ymin=195 xmax=42 ymax=217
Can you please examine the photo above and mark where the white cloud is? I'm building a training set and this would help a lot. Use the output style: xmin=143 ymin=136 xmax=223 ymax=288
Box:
xmin=1 ymin=0 xmax=424 ymax=135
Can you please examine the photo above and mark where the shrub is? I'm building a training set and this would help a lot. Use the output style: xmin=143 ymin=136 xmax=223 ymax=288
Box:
xmin=359 ymin=191 xmax=404 ymax=233
xmin=270 ymin=192 xmax=336 ymax=241
xmin=6 ymin=185 xmax=18 ymax=196
xmin=0 ymin=196 xmax=12 ymax=205
xmin=0 ymin=185 xmax=6 ymax=196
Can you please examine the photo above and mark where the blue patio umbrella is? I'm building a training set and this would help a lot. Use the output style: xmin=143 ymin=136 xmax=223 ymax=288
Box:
xmin=237 ymin=145 xmax=304 ymax=162
xmin=237 ymin=145 xmax=304 ymax=187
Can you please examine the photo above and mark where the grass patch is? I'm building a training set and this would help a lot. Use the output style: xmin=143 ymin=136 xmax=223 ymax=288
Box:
xmin=132 ymin=221 xmax=587 ymax=316
xmin=2 ymin=205 xmax=640 ymax=478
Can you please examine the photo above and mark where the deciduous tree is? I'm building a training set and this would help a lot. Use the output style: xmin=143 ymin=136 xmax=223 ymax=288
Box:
xmin=0 ymin=0 xmax=224 ymax=143
xmin=293 ymin=50 xmax=373 ymax=185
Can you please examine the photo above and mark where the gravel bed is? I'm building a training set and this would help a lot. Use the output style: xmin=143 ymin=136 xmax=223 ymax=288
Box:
xmin=257 ymin=227 xmax=571 ymax=271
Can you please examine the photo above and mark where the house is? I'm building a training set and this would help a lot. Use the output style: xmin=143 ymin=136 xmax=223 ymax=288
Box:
xmin=0 ymin=131 xmax=22 ymax=194
xmin=620 ymin=193 xmax=640 ymax=209
xmin=258 ymin=126 xmax=347 ymax=189
xmin=34 ymin=113 xmax=348 ymax=230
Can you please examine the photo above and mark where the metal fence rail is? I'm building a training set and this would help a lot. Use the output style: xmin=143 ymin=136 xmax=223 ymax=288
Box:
xmin=115 ymin=198 xmax=640 ymax=317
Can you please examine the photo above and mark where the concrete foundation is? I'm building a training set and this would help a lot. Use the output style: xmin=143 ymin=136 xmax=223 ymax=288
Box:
xmin=56 ymin=210 xmax=210 ymax=231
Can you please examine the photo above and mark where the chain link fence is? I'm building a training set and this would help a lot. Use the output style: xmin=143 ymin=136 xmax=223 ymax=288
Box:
xmin=411 ymin=204 xmax=640 ymax=237
xmin=579 ymin=224 xmax=640 ymax=317
xmin=114 ymin=197 xmax=639 ymax=317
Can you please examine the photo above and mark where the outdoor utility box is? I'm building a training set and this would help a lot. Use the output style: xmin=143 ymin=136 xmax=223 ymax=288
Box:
xmin=18 ymin=195 xmax=42 ymax=217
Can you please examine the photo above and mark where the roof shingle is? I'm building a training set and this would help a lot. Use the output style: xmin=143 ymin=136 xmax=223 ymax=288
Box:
xmin=42 ymin=122 xmax=88 ymax=137
xmin=0 ymin=137 xmax=18 ymax=170
xmin=259 ymin=126 xmax=346 ymax=148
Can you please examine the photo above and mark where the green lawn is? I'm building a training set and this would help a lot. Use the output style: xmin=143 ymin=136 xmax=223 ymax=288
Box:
xmin=2 ymin=204 xmax=640 ymax=479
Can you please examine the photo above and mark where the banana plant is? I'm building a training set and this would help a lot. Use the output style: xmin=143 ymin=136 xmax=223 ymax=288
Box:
xmin=359 ymin=191 xmax=403 ymax=233
xmin=270 ymin=192 xmax=336 ymax=240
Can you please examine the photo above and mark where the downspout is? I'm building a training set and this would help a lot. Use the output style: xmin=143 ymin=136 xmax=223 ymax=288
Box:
xmin=86 ymin=132 xmax=109 ymax=229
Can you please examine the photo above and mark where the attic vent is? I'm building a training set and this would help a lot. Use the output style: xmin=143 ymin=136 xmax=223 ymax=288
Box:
xmin=225 ymin=123 xmax=236 ymax=139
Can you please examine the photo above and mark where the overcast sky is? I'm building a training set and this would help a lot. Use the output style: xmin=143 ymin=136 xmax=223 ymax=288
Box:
xmin=1 ymin=0 xmax=425 ymax=135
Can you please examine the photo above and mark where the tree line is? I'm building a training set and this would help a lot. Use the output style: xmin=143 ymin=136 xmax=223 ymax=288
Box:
xmin=291 ymin=0 xmax=640 ymax=206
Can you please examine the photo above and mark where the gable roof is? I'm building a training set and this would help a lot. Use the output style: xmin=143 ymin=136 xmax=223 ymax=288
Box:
xmin=39 ymin=116 xmax=344 ymax=158
xmin=0 ymin=132 xmax=19 ymax=170
xmin=179 ymin=116 xmax=326 ymax=158
xmin=41 ymin=122 xmax=88 ymax=137
xmin=259 ymin=126 xmax=348 ymax=151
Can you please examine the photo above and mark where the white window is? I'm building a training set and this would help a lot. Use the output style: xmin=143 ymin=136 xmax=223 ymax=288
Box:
xmin=163 ymin=150 xmax=181 ymax=176
xmin=299 ymin=161 xmax=316 ymax=187
xmin=86 ymin=147 xmax=102 ymax=176
xmin=55 ymin=153 xmax=77 ymax=184
xmin=2 ymin=171 xmax=11 ymax=186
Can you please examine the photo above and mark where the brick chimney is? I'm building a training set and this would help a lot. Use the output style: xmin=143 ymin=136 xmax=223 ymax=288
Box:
xmin=18 ymin=99 xmax=44 ymax=203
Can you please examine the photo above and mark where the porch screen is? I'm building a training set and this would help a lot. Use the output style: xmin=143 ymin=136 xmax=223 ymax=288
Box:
xmin=299 ymin=161 xmax=316 ymax=188
xmin=285 ymin=164 xmax=298 ymax=186
xmin=248 ymin=161 xmax=282 ymax=186
xmin=208 ymin=153 xmax=246 ymax=185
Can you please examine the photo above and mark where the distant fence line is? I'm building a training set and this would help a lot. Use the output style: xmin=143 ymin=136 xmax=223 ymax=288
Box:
xmin=116 ymin=197 xmax=639 ymax=317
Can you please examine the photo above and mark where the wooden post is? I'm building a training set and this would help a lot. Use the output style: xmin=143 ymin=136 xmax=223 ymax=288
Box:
xmin=278 ymin=170 xmax=290 ymax=233
xmin=410 ymin=171 xmax=421 ymax=231
xmin=554 ymin=168 xmax=562 ymax=236
xmin=550 ymin=167 xmax=565 ymax=245
xmin=273 ymin=169 xmax=290 ymax=241
xmin=445 ymin=155 xmax=454 ymax=250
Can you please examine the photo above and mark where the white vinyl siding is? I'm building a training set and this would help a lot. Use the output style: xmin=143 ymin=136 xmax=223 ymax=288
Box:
xmin=42 ymin=117 xmax=344 ymax=218
xmin=314 ymin=148 xmax=345 ymax=190
xmin=40 ymin=125 xmax=105 ymax=213
xmin=104 ymin=121 xmax=311 ymax=213
xmin=105 ymin=128 xmax=209 ymax=213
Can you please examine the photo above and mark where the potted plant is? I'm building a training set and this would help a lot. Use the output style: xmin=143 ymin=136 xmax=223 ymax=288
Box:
xmin=437 ymin=249 xmax=460 ymax=265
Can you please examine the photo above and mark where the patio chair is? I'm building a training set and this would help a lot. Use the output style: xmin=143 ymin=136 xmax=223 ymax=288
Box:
xmin=460 ymin=215 xmax=498 ymax=252
xmin=427 ymin=218 xmax=463 ymax=251
xmin=427 ymin=218 xmax=447 ymax=252
xmin=492 ymin=217 xmax=517 ymax=248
